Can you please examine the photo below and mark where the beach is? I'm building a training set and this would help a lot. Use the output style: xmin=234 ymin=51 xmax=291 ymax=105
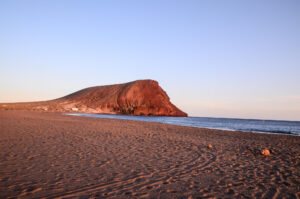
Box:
xmin=0 ymin=111 xmax=299 ymax=198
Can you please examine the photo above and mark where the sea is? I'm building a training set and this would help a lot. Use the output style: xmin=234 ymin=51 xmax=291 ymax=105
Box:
xmin=67 ymin=113 xmax=300 ymax=136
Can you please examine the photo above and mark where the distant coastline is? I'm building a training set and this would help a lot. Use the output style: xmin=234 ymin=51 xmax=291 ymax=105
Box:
xmin=67 ymin=113 xmax=300 ymax=136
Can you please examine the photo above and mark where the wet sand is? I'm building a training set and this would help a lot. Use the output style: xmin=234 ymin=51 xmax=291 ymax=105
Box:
xmin=0 ymin=111 xmax=299 ymax=198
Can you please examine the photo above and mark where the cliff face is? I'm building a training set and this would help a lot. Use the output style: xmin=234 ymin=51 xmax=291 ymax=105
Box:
xmin=0 ymin=80 xmax=188 ymax=117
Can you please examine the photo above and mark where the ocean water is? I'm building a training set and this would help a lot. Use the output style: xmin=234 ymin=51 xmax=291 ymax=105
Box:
xmin=67 ymin=113 xmax=300 ymax=136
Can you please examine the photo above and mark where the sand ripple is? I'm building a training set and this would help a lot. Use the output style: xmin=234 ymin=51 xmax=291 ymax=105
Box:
xmin=0 ymin=111 xmax=299 ymax=198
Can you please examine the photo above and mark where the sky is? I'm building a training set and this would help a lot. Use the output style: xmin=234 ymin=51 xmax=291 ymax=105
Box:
xmin=0 ymin=0 xmax=299 ymax=121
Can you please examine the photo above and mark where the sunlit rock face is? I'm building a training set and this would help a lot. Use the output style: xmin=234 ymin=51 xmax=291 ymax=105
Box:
xmin=0 ymin=80 xmax=188 ymax=117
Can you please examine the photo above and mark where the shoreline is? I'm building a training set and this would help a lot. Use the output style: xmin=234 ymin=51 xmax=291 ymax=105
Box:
xmin=1 ymin=110 xmax=299 ymax=198
xmin=66 ymin=113 xmax=300 ymax=136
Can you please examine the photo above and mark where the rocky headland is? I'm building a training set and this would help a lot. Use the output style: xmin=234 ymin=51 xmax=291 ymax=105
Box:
xmin=0 ymin=80 xmax=187 ymax=117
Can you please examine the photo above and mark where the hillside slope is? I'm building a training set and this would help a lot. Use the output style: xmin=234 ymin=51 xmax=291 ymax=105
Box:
xmin=0 ymin=80 xmax=187 ymax=117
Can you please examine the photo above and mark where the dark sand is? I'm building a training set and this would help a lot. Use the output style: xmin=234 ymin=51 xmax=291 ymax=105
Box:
xmin=0 ymin=111 xmax=299 ymax=198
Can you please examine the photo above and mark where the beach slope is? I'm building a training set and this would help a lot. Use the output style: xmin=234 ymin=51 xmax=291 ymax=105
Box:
xmin=0 ymin=111 xmax=299 ymax=198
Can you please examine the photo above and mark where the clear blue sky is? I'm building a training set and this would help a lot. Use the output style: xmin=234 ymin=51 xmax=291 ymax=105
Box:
xmin=0 ymin=0 xmax=299 ymax=120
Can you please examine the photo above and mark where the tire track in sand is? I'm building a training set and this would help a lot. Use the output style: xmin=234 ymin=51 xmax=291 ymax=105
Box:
xmin=45 ymin=145 xmax=216 ymax=198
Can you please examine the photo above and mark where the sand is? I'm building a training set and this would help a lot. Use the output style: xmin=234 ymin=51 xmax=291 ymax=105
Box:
xmin=0 ymin=111 xmax=299 ymax=198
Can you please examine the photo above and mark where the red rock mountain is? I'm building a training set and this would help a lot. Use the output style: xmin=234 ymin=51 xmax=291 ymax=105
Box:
xmin=0 ymin=80 xmax=188 ymax=117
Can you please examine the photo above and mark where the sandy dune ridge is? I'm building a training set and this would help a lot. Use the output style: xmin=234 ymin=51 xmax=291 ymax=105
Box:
xmin=0 ymin=111 xmax=299 ymax=198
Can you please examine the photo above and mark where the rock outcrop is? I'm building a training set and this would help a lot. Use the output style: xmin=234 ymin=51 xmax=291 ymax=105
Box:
xmin=261 ymin=149 xmax=271 ymax=156
xmin=0 ymin=80 xmax=188 ymax=117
